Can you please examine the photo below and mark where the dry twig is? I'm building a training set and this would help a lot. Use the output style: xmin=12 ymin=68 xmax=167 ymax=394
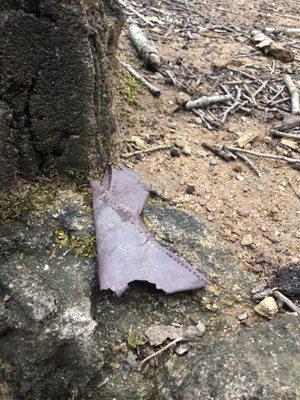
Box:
xmin=122 ymin=144 xmax=172 ymax=159
xmin=120 ymin=61 xmax=161 ymax=97
xmin=284 ymin=75 xmax=300 ymax=115
xmin=202 ymin=143 xmax=236 ymax=161
xmin=233 ymin=151 xmax=262 ymax=177
xmin=139 ymin=337 xmax=182 ymax=369
xmin=265 ymin=27 xmax=300 ymax=37
xmin=225 ymin=145 xmax=300 ymax=164
xmin=273 ymin=290 xmax=300 ymax=314
xmin=119 ymin=0 xmax=154 ymax=26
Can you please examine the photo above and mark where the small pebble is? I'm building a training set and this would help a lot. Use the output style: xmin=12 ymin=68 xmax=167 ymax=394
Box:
xmin=199 ymin=198 xmax=208 ymax=206
xmin=237 ymin=312 xmax=248 ymax=321
xmin=241 ymin=234 xmax=253 ymax=246
xmin=254 ymin=296 xmax=278 ymax=318
xmin=250 ymin=264 xmax=264 ymax=273
xmin=182 ymin=146 xmax=191 ymax=156
xmin=170 ymin=147 xmax=181 ymax=157
xmin=195 ymin=322 xmax=206 ymax=336
xmin=237 ymin=208 xmax=251 ymax=217
xmin=175 ymin=343 xmax=190 ymax=356
xmin=175 ymin=139 xmax=185 ymax=149
xmin=186 ymin=185 xmax=196 ymax=195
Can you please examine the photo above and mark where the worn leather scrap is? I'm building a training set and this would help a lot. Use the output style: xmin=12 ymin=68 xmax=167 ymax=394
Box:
xmin=91 ymin=165 xmax=210 ymax=296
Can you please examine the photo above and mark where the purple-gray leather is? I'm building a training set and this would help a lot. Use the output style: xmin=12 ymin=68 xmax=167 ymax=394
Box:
xmin=91 ymin=166 xmax=210 ymax=296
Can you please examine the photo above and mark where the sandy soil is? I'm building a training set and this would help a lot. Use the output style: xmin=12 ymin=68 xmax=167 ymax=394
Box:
xmin=116 ymin=0 xmax=300 ymax=285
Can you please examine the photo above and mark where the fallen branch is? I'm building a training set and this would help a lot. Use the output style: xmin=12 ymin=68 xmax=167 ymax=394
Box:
xmin=272 ymin=131 xmax=300 ymax=141
xmin=233 ymin=151 xmax=262 ymax=177
xmin=202 ymin=143 xmax=236 ymax=161
xmin=139 ymin=337 xmax=182 ymax=368
xmin=273 ymin=290 xmax=300 ymax=314
xmin=265 ymin=27 xmax=300 ymax=37
xmin=225 ymin=145 xmax=300 ymax=164
xmin=120 ymin=61 xmax=161 ymax=97
xmin=192 ymin=108 xmax=222 ymax=130
xmin=185 ymin=94 xmax=232 ymax=110
xmin=129 ymin=24 xmax=161 ymax=71
xmin=122 ymin=144 xmax=172 ymax=159
xmin=284 ymin=75 xmax=300 ymax=115
xmin=221 ymin=87 xmax=241 ymax=123
xmin=252 ymin=30 xmax=294 ymax=62
xmin=275 ymin=115 xmax=300 ymax=131
xmin=118 ymin=0 xmax=154 ymax=27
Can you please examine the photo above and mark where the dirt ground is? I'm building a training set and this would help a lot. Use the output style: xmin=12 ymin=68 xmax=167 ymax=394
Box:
xmin=116 ymin=0 xmax=300 ymax=289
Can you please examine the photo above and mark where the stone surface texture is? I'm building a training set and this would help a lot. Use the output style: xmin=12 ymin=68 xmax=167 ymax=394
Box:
xmin=0 ymin=0 xmax=123 ymax=188
xmin=0 ymin=187 xmax=298 ymax=399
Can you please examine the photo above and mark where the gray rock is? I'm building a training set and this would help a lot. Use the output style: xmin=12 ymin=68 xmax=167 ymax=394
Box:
xmin=0 ymin=0 xmax=124 ymax=188
xmin=0 ymin=189 xmax=297 ymax=399
xmin=157 ymin=314 xmax=300 ymax=400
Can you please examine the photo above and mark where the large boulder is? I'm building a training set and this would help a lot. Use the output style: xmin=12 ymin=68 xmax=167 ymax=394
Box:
xmin=0 ymin=0 xmax=123 ymax=188
xmin=0 ymin=186 xmax=298 ymax=399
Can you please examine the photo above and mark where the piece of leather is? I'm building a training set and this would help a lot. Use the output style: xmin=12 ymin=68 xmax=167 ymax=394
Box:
xmin=91 ymin=165 xmax=210 ymax=296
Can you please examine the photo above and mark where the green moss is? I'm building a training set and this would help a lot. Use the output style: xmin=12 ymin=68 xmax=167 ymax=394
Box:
xmin=127 ymin=330 xmax=146 ymax=349
xmin=119 ymin=69 xmax=141 ymax=107
xmin=67 ymin=169 xmax=89 ymax=188
xmin=0 ymin=192 xmax=31 ymax=220
xmin=0 ymin=361 xmax=14 ymax=375
xmin=53 ymin=230 xmax=97 ymax=259
xmin=68 ymin=388 xmax=78 ymax=400
xmin=0 ymin=184 xmax=56 ymax=223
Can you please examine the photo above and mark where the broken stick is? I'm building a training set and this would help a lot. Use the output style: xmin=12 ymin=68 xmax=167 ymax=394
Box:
xmin=122 ymin=144 xmax=172 ymax=159
xmin=272 ymin=131 xmax=300 ymax=141
xmin=120 ymin=61 xmax=161 ymax=97
xmin=275 ymin=114 xmax=300 ymax=131
xmin=252 ymin=30 xmax=294 ymax=62
xmin=225 ymin=145 xmax=300 ymax=165
xmin=232 ymin=151 xmax=262 ymax=177
xmin=265 ymin=27 xmax=300 ymax=37
xmin=185 ymin=94 xmax=232 ymax=110
xmin=284 ymin=75 xmax=300 ymax=115
xmin=118 ymin=0 xmax=154 ymax=26
xmin=129 ymin=24 xmax=161 ymax=71
xmin=139 ymin=337 xmax=182 ymax=369
xmin=273 ymin=290 xmax=300 ymax=314
xmin=202 ymin=143 xmax=235 ymax=162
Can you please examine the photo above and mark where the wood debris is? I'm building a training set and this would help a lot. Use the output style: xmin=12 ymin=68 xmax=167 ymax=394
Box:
xmin=280 ymin=138 xmax=298 ymax=150
xmin=118 ymin=0 xmax=154 ymax=26
xmin=273 ymin=290 xmax=300 ymax=314
xmin=120 ymin=61 xmax=161 ymax=97
xmin=284 ymin=75 xmax=300 ymax=115
xmin=122 ymin=144 xmax=172 ymax=159
xmin=202 ymin=142 xmax=236 ymax=162
xmin=272 ymin=131 xmax=300 ymax=141
xmin=225 ymin=145 xmax=300 ymax=165
xmin=251 ymin=30 xmax=294 ymax=62
xmin=265 ymin=27 xmax=300 ymax=37
xmin=129 ymin=24 xmax=161 ymax=71
xmin=236 ymin=131 xmax=259 ymax=148
xmin=185 ymin=94 xmax=232 ymax=110
xmin=275 ymin=115 xmax=300 ymax=131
